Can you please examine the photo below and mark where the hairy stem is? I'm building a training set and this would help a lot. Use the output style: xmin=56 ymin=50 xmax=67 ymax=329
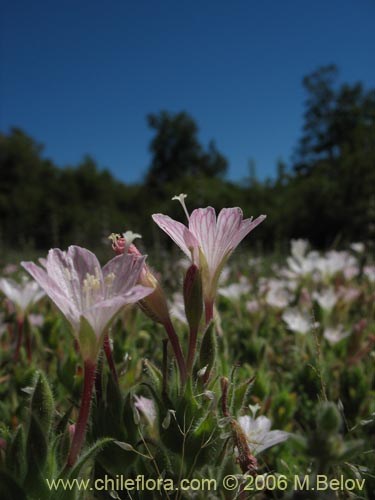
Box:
xmin=66 ymin=359 xmax=96 ymax=468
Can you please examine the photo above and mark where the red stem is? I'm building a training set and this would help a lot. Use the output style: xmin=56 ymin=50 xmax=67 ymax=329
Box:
xmin=103 ymin=332 xmax=118 ymax=383
xmin=66 ymin=359 xmax=96 ymax=468
xmin=164 ymin=318 xmax=187 ymax=385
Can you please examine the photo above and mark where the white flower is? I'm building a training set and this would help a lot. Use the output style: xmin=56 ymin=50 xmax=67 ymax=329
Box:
xmin=219 ymin=278 xmax=250 ymax=301
xmin=364 ymin=266 xmax=375 ymax=283
xmin=350 ymin=242 xmax=365 ymax=254
xmin=238 ymin=415 xmax=289 ymax=455
xmin=291 ymin=239 xmax=309 ymax=261
xmin=246 ymin=300 xmax=260 ymax=313
xmin=324 ymin=326 xmax=350 ymax=345
xmin=313 ymin=288 xmax=338 ymax=311
xmin=0 ymin=276 xmax=45 ymax=314
xmin=265 ymin=279 xmax=291 ymax=309
xmin=282 ymin=308 xmax=312 ymax=334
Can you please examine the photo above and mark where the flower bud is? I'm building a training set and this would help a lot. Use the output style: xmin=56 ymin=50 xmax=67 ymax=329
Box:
xmin=317 ymin=401 xmax=341 ymax=434
xmin=183 ymin=264 xmax=203 ymax=333
xmin=110 ymin=233 xmax=170 ymax=325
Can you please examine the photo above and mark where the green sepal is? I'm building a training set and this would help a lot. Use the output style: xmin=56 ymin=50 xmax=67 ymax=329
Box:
xmin=78 ymin=316 xmax=99 ymax=362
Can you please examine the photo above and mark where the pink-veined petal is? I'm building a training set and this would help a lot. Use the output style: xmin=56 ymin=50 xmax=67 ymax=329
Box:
xmin=231 ymin=215 xmax=267 ymax=249
xmin=103 ymin=254 xmax=147 ymax=296
xmin=85 ymin=285 xmax=153 ymax=337
xmin=21 ymin=261 xmax=80 ymax=331
xmin=68 ymin=245 xmax=105 ymax=303
xmin=152 ymin=214 xmax=199 ymax=261
xmin=188 ymin=207 xmax=217 ymax=270
xmin=209 ymin=208 xmax=244 ymax=273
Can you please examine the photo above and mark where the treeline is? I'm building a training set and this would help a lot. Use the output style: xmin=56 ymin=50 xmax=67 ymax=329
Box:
xmin=0 ymin=65 xmax=374 ymax=255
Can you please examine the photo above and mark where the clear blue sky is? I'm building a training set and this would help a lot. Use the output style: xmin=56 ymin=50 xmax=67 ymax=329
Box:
xmin=1 ymin=0 xmax=374 ymax=184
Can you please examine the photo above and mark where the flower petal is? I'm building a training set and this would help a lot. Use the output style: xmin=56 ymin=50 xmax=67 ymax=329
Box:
xmin=188 ymin=207 xmax=217 ymax=269
xmin=102 ymin=254 xmax=147 ymax=296
xmin=85 ymin=285 xmax=152 ymax=337
xmin=152 ymin=214 xmax=199 ymax=261
xmin=231 ymin=215 xmax=267 ymax=249
xmin=21 ymin=261 xmax=80 ymax=331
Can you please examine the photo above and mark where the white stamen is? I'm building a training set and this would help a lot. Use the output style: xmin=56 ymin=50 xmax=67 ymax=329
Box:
xmin=64 ymin=267 xmax=71 ymax=280
xmin=108 ymin=233 xmax=121 ymax=243
xmin=172 ymin=193 xmax=190 ymax=222
xmin=105 ymin=272 xmax=116 ymax=289
xmin=83 ymin=269 xmax=101 ymax=307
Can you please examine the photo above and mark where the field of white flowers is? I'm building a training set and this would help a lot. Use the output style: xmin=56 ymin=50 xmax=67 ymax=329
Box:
xmin=0 ymin=199 xmax=374 ymax=500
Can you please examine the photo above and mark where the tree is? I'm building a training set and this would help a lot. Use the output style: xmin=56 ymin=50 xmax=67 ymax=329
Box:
xmin=291 ymin=65 xmax=375 ymax=245
xmin=145 ymin=111 xmax=228 ymax=190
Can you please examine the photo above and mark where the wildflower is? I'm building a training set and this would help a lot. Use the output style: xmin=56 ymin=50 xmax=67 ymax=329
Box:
xmin=324 ymin=326 xmax=350 ymax=344
xmin=0 ymin=275 xmax=45 ymax=362
xmin=22 ymin=245 xmax=153 ymax=468
xmin=263 ymin=279 xmax=291 ymax=309
xmin=238 ymin=414 xmax=290 ymax=455
xmin=282 ymin=308 xmax=312 ymax=335
xmin=218 ymin=278 xmax=251 ymax=301
xmin=312 ymin=288 xmax=338 ymax=312
xmin=152 ymin=194 xmax=266 ymax=322
xmin=21 ymin=245 xmax=152 ymax=361
xmin=0 ymin=276 xmax=45 ymax=314
xmin=350 ymin=242 xmax=365 ymax=254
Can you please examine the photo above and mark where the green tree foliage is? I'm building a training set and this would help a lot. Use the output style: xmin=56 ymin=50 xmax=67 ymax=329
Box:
xmin=0 ymin=66 xmax=374 ymax=254
xmin=290 ymin=65 xmax=375 ymax=246
xmin=145 ymin=111 xmax=228 ymax=191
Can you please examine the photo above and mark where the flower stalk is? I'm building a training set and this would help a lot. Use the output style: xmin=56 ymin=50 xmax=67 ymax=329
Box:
xmin=66 ymin=359 xmax=97 ymax=468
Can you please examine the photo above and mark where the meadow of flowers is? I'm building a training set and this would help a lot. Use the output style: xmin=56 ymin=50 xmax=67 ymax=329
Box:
xmin=0 ymin=196 xmax=374 ymax=500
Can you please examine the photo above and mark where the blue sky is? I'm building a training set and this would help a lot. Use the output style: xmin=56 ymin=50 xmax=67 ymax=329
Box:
xmin=1 ymin=0 xmax=374 ymax=184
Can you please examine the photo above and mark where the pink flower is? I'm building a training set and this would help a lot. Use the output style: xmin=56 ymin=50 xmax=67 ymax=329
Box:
xmin=152 ymin=194 xmax=266 ymax=318
xmin=21 ymin=246 xmax=153 ymax=360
